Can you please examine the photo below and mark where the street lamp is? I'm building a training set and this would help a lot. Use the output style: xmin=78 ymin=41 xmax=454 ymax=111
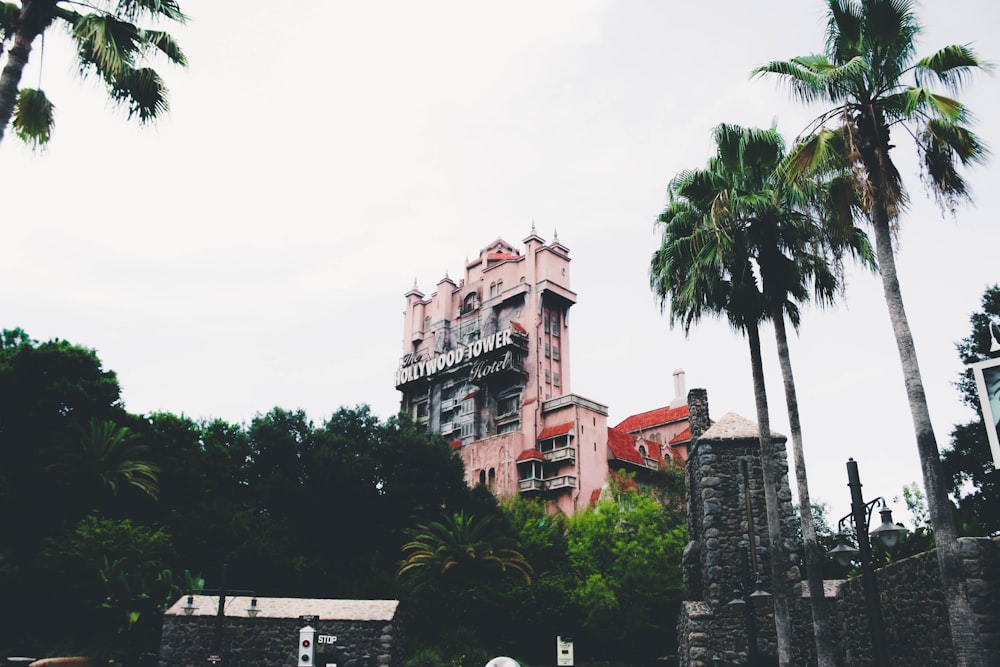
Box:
xmin=828 ymin=458 xmax=908 ymax=667
xmin=727 ymin=545 xmax=771 ymax=666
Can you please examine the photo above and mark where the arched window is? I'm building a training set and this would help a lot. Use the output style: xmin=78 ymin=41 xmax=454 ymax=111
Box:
xmin=488 ymin=468 xmax=496 ymax=488
xmin=639 ymin=445 xmax=647 ymax=459
xmin=463 ymin=292 xmax=480 ymax=313
xmin=479 ymin=470 xmax=487 ymax=486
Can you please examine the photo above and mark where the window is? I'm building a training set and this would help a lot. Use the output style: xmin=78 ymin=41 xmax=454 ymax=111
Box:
xmin=544 ymin=315 xmax=550 ymax=332
xmin=499 ymin=420 xmax=520 ymax=434
xmin=488 ymin=468 xmax=496 ymax=488
xmin=479 ymin=470 xmax=487 ymax=485
xmin=545 ymin=369 xmax=551 ymax=384
xmin=461 ymin=397 xmax=475 ymax=414
xmin=496 ymin=280 xmax=503 ymax=295
xmin=461 ymin=421 xmax=475 ymax=438
xmin=639 ymin=445 xmax=647 ymax=458
xmin=414 ymin=401 xmax=429 ymax=420
xmin=545 ymin=342 xmax=551 ymax=358
xmin=497 ymin=394 xmax=520 ymax=417
xmin=551 ymin=317 xmax=560 ymax=337
xmin=423 ymin=316 xmax=430 ymax=331
xmin=553 ymin=372 xmax=561 ymax=387
xmin=489 ymin=282 xmax=497 ymax=298
xmin=463 ymin=292 xmax=479 ymax=313
xmin=552 ymin=346 xmax=559 ymax=360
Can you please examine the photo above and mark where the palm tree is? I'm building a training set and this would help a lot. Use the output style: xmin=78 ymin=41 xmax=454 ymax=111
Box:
xmin=755 ymin=2 xmax=988 ymax=663
xmin=651 ymin=124 xmax=794 ymax=665
xmin=653 ymin=123 xmax=871 ymax=666
xmin=48 ymin=417 xmax=160 ymax=506
xmin=0 ymin=0 xmax=187 ymax=147
xmin=397 ymin=511 xmax=532 ymax=586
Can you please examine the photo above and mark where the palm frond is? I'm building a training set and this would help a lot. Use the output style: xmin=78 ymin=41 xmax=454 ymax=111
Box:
xmin=12 ymin=88 xmax=55 ymax=148
xmin=108 ymin=66 xmax=168 ymax=121
xmin=827 ymin=0 xmax=865 ymax=65
xmin=141 ymin=29 xmax=187 ymax=66
xmin=115 ymin=0 xmax=188 ymax=23
xmin=0 ymin=1 xmax=20 ymax=44
xmin=73 ymin=13 xmax=142 ymax=78
xmin=915 ymin=44 xmax=989 ymax=92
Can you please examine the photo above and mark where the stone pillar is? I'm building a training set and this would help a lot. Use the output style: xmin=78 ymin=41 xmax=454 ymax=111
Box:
xmin=677 ymin=411 xmax=798 ymax=666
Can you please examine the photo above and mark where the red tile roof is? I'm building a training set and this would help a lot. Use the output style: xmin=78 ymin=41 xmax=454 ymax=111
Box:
xmin=450 ymin=439 xmax=462 ymax=450
xmin=538 ymin=421 xmax=574 ymax=440
xmin=645 ymin=440 xmax=665 ymax=464
xmin=606 ymin=427 xmax=644 ymax=465
xmin=669 ymin=426 xmax=692 ymax=444
xmin=614 ymin=404 xmax=689 ymax=433
xmin=516 ymin=449 xmax=546 ymax=462
xmin=510 ymin=320 xmax=527 ymax=335
xmin=589 ymin=488 xmax=602 ymax=507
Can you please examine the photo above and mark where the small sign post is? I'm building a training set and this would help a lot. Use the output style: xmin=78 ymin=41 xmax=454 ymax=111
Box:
xmin=556 ymin=635 xmax=574 ymax=666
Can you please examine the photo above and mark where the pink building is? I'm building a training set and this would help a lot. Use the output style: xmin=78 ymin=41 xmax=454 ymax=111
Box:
xmin=396 ymin=229 xmax=694 ymax=514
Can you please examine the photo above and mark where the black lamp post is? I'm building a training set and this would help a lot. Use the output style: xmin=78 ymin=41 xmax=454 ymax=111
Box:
xmin=722 ymin=459 xmax=772 ymax=666
xmin=727 ymin=545 xmax=771 ymax=666
xmin=185 ymin=564 xmax=260 ymax=658
xmin=829 ymin=458 xmax=907 ymax=667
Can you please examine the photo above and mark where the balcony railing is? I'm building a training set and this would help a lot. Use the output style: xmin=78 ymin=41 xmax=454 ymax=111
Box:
xmin=518 ymin=478 xmax=545 ymax=493
xmin=545 ymin=475 xmax=577 ymax=491
xmin=543 ymin=446 xmax=576 ymax=464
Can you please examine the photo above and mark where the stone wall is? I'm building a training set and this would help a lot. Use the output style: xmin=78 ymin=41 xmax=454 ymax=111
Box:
xmin=158 ymin=617 xmax=400 ymax=667
xmin=832 ymin=536 xmax=1000 ymax=666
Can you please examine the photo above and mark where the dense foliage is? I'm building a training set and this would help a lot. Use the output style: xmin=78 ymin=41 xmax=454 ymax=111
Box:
xmin=944 ymin=286 xmax=1000 ymax=536
xmin=0 ymin=329 xmax=687 ymax=666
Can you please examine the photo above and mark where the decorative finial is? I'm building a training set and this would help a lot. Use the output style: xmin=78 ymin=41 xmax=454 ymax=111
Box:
xmin=531 ymin=220 xmax=536 ymax=232
xmin=553 ymin=227 xmax=559 ymax=242
xmin=412 ymin=277 xmax=418 ymax=289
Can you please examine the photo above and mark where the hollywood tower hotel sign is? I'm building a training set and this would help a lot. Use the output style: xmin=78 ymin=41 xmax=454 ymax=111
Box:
xmin=395 ymin=229 xmax=694 ymax=515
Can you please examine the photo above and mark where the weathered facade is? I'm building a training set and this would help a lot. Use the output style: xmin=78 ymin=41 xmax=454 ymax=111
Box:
xmin=157 ymin=597 xmax=400 ymax=667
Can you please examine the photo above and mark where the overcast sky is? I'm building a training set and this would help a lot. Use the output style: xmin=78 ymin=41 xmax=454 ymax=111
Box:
xmin=3 ymin=0 xmax=999 ymax=525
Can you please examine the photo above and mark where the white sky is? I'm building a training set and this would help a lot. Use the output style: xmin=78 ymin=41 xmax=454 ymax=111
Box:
xmin=2 ymin=0 xmax=999 ymax=526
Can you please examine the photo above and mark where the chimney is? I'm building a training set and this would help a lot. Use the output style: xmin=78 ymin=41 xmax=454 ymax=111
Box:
xmin=671 ymin=369 xmax=686 ymax=407
xmin=687 ymin=388 xmax=709 ymax=439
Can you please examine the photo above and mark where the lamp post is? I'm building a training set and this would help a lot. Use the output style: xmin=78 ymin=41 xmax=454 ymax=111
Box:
xmin=722 ymin=459 xmax=772 ymax=666
xmin=187 ymin=564 xmax=260 ymax=658
xmin=828 ymin=458 xmax=907 ymax=667
xmin=727 ymin=545 xmax=771 ymax=666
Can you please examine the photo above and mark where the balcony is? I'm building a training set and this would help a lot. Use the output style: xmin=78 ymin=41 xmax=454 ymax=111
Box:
xmin=441 ymin=398 xmax=458 ymax=411
xmin=441 ymin=422 xmax=457 ymax=433
xmin=543 ymin=446 xmax=575 ymax=464
xmin=518 ymin=478 xmax=545 ymax=493
xmin=545 ymin=475 xmax=577 ymax=491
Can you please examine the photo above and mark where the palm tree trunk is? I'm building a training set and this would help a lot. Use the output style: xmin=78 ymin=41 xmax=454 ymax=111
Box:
xmin=747 ymin=322 xmax=793 ymax=667
xmin=869 ymin=198 xmax=985 ymax=666
xmin=772 ymin=310 xmax=836 ymax=667
xmin=0 ymin=2 xmax=46 ymax=146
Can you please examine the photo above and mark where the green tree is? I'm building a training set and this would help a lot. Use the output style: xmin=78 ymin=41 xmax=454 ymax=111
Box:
xmin=564 ymin=480 xmax=686 ymax=663
xmin=0 ymin=0 xmax=187 ymax=147
xmin=944 ymin=285 xmax=1000 ymax=536
xmin=47 ymin=417 xmax=160 ymax=507
xmin=397 ymin=511 xmax=532 ymax=585
xmin=755 ymin=2 xmax=989 ymax=662
xmin=0 ymin=329 xmax=126 ymax=548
